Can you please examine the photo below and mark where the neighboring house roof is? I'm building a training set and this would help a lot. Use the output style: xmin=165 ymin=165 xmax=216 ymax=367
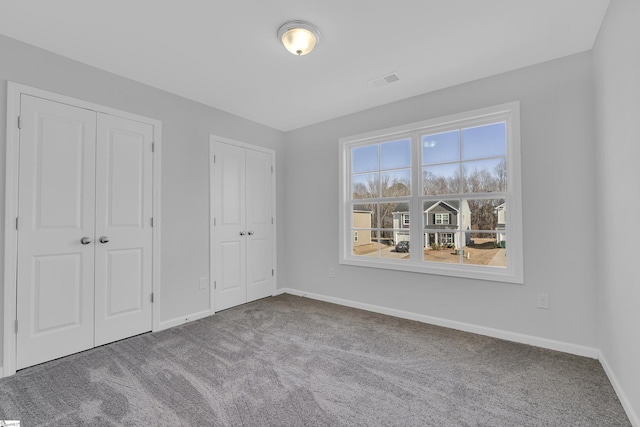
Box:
xmin=424 ymin=200 xmax=460 ymax=213
xmin=392 ymin=200 xmax=461 ymax=214
xmin=392 ymin=202 xmax=410 ymax=213
xmin=352 ymin=204 xmax=373 ymax=213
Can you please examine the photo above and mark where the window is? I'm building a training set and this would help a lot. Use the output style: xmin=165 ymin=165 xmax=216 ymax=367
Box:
xmin=434 ymin=213 xmax=450 ymax=225
xmin=339 ymin=102 xmax=523 ymax=283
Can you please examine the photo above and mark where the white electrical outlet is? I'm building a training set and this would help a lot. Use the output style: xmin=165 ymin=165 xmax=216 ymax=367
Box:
xmin=537 ymin=293 xmax=550 ymax=309
xmin=199 ymin=277 xmax=208 ymax=290
xmin=328 ymin=267 xmax=335 ymax=278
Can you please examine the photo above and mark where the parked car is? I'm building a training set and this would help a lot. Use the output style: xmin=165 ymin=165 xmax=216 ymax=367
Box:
xmin=395 ymin=241 xmax=410 ymax=253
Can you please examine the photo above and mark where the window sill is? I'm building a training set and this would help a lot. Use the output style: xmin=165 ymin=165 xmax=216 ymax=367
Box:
xmin=340 ymin=256 xmax=523 ymax=284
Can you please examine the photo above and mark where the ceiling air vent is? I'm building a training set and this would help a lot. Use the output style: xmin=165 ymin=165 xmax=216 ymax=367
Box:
xmin=368 ymin=72 xmax=400 ymax=87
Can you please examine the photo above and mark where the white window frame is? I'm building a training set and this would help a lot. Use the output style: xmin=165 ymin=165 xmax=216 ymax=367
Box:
xmin=402 ymin=213 xmax=410 ymax=226
xmin=338 ymin=102 xmax=523 ymax=284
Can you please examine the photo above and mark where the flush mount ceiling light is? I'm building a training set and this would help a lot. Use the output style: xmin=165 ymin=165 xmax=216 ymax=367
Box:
xmin=277 ymin=20 xmax=321 ymax=56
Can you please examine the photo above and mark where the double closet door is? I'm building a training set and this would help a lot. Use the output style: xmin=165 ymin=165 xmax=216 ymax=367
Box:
xmin=212 ymin=140 xmax=274 ymax=312
xmin=16 ymin=95 xmax=153 ymax=369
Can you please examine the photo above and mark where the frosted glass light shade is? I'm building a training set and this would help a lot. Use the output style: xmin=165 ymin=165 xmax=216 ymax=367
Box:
xmin=277 ymin=21 xmax=320 ymax=56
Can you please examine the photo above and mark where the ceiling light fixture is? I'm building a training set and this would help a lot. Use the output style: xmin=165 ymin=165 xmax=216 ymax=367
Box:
xmin=277 ymin=20 xmax=321 ymax=56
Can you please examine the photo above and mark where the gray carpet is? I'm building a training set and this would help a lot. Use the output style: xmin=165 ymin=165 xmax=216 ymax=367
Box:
xmin=0 ymin=294 xmax=631 ymax=426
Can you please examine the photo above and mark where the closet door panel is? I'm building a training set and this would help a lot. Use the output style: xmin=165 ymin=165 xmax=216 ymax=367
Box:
xmin=213 ymin=141 xmax=247 ymax=311
xmin=94 ymin=114 xmax=153 ymax=346
xmin=16 ymin=95 xmax=96 ymax=369
xmin=245 ymin=149 xmax=273 ymax=303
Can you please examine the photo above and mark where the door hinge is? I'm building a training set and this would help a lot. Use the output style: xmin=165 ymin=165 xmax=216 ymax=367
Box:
xmin=151 ymin=293 xmax=154 ymax=303
xmin=213 ymin=155 xmax=216 ymax=163
xmin=150 ymin=217 xmax=153 ymax=227
xmin=271 ymin=217 xmax=274 ymax=225
xmin=214 ymin=281 xmax=217 ymax=289
xmin=213 ymin=218 xmax=217 ymax=226
xmin=15 ymin=217 xmax=18 ymax=230
xmin=271 ymin=165 xmax=274 ymax=174
xmin=272 ymin=269 xmax=274 ymax=276
xmin=17 ymin=116 xmax=22 ymax=129
xmin=151 ymin=142 xmax=155 ymax=153
xmin=15 ymin=320 xmax=18 ymax=333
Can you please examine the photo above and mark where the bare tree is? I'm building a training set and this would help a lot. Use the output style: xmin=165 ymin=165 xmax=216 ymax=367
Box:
xmin=494 ymin=159 xmax=507 ymax=192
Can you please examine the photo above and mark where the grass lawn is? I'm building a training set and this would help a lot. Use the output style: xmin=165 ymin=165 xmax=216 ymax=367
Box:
xmin=352 ymin=238 xmax=505 ymax=267
xmin=424 ymin=238 xmax=504 ymax=266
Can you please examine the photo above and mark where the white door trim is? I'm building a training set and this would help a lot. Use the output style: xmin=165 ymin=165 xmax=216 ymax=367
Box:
xmin=3 ymin=82 xmax=162 ymax=377
xmin=208 ymin=134 xmax=277 ymax=314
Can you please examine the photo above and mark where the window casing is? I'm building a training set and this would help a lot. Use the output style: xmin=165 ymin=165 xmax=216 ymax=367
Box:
xmin=338 ymin=102 xmax=523 ymax=283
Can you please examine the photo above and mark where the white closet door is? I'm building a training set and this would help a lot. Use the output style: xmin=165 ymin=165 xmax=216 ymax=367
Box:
xmin=94 ymin=114 xmax=153 ymax=346
xmin=213 ymin=142 xmax=247 ymax=311
xmin=16 ymin=95 xmax=97 ymax=369
xmin=245 ymin=148 xmax=273 ymax=302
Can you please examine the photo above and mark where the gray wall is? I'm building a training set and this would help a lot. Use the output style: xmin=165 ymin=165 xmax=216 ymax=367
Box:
xmin=0 ymin=35 xmax=286 ymax=354
xmin=284 ymin=52 xmax=599 ymax=349
xmin=593 ymin=0 xmax=640 ymax=422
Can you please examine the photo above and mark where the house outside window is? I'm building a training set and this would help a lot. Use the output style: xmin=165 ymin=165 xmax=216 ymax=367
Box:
xmin=339 ymin=102 xmax=524 ymax=283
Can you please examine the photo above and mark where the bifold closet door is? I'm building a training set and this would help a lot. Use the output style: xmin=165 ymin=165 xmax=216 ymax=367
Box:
xmin=94 ymin=113 xmax=153 ymax=346
xmin=213 ymin=141 xmax=273 ymax=312
xmin=16 ymin=95 xmax=97 ymax=369
xmin=15 ymin=96 xmax=154 ymax=369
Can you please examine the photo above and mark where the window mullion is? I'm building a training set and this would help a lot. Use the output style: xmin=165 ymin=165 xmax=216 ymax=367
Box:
xmin=410 ymin=132 xmax=422 ymax=262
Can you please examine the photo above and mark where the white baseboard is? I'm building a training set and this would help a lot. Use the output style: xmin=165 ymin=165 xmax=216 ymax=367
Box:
xmin=276 ymin=287 xmax=600 ymax=359
xmin=599 ymin=351 xmax=639 ymax=427
xmin=157 ymin=309 xmax=212 ymax=331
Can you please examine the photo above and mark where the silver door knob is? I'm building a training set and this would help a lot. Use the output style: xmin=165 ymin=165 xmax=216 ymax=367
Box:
xmin=248 ymin=231 xmax=254 ymax=235
xmin=99 ymin=236 xmax=110 ymax=244
xmin=80 ymin=237 xmax=92 ymax=245
xmin=239 ymin=231 xmax=246 ymax=236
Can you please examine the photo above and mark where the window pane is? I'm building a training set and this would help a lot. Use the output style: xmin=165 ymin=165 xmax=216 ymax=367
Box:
xmin=423 ymin=163 xmax=460 ymax=195
xmin=462 ymin=158 xmax=507 ymax=193
xmin=463 ymin=232 xmax=505 ymax=267
xmin=381 ymin=138 xmax=411 ymax=170
xmin=424 ymin=231 xmax=459 ymax=263
xmin=422 ymin=130 xmax=459 ymax=165
xmin=423 ymin=200 xmax=464 ymax=231
xmin=352 ymin=145 xmax=378 ymax=173
xmin=353 ymin=230 xmax=379 ymax=257
xmin=381 ymin=169 xmax=411 ymax=197
xmin=352 ymin=205 xmax=375 ymax=229
xmin=461 ymin=122 xmax=506 ymax=161
xmin=352 ymin=172 xmax=378 ymax=199
xmin=384 ymin=231 xmax=410 ymax=260
xmin=466 ymin=199 xmax=505 ymax=231
xmin=382 ymin=202 xmax=408 ymax=229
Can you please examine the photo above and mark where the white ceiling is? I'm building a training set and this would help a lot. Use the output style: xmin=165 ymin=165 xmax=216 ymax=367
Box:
xmin=0 ymin=1 xmax=610 ymax=131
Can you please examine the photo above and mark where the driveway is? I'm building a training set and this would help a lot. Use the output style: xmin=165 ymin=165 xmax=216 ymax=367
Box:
xmin=363 ymin=245 xmax=408 ymax=259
